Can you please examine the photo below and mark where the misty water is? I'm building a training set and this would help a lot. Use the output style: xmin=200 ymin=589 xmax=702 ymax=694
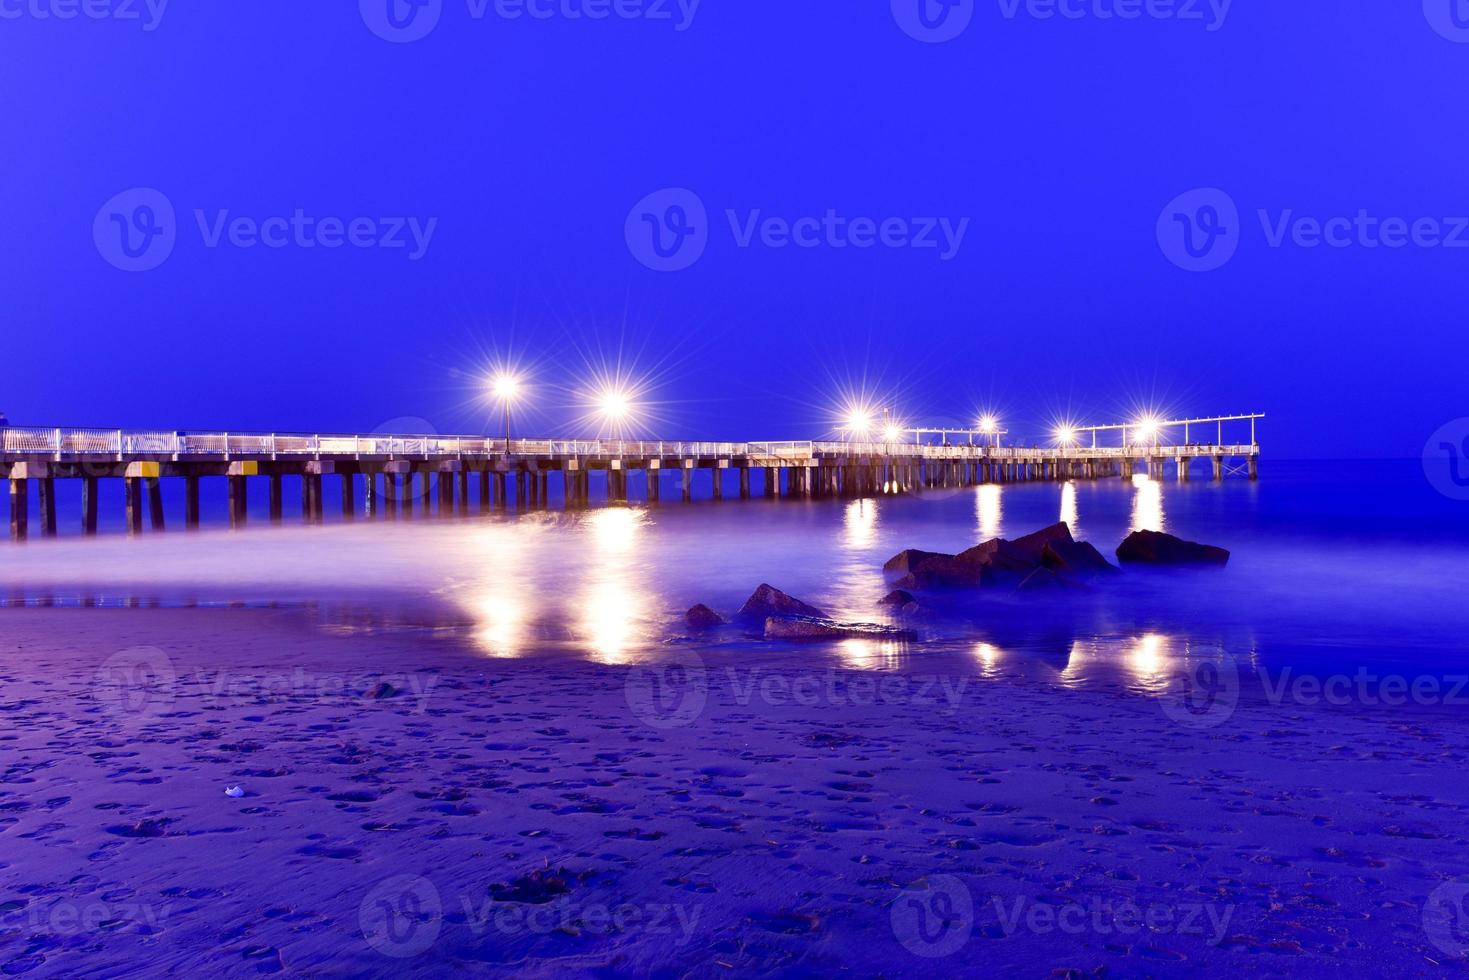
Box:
xmin=2 ymin=460 xmax=1466 ymax=687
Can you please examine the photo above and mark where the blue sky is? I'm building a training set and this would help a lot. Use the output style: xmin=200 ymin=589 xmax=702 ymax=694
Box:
xmin=2 ymin=1 xmax=1466 ymax=456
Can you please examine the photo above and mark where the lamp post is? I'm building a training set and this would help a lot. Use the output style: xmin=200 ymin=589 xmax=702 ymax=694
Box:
xmin=493 ymin=375 xmax=520 ymax=455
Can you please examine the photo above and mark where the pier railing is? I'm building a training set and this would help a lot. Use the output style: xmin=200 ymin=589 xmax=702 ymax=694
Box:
xmin=0 ymin=427 xmax=1258 ymax=462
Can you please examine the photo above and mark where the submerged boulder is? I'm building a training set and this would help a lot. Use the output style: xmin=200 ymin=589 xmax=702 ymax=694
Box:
xmin=883 ymin=549 xmax=952 ymax=578
xmin=764 ymin=616 xmax=917 ymax=642
xmin=877 ymin=589 xmax=917 ymax=608
xmin=1040 ymin=539 xmax=1118 ymax=578
xmin=1015 ymin=567 xmax=1064 ymax=592
xmin=1008 ymin=522 xmax=1076 ymax=563
xmin=1115 ymin=530 xmax=1230 ymax=566
xmin=892 ymin=554 xmax=990 ymax=591
xmin=685 ymin=604 xmax=727 ymax=630
xmin=737 ymin=584 xmax=827 ymax=622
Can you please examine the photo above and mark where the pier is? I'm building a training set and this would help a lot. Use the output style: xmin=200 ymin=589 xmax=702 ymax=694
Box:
xmin=0 ymin=415 xmax=1262 ymax=540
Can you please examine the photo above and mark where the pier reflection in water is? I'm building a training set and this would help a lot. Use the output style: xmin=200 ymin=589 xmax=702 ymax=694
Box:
xmin=3 ymin=461 xmax=1462 ymax=689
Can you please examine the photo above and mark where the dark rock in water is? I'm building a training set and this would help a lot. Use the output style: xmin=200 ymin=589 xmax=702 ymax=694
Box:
xmin=883 ymin=549 xmax=951 ymax=577
xmin=957 ymin=538 xmax=1039 ymax=577
xmin=764 ymin=616 xmax=917 ymax=642
xmin=893 ymin=555 xmax=990 ymax=591
xmin=1041 ymin=539 xmax=1118 ymax=578
xmin=1115 ymin=530 xmax=1230 ymax=566
xmin=1008 ymin=522 xmax=1075 ymax=563
xmin=900 ymin=601 xmax=929 ymax=618
xmin=738 ymin=584 xmax=827 ymax=621
xmin=1015 ymin=567 xmax=1068 ymax=592
xmin=365 ymin=682 xmax=399 ymax=700
xmin=685 ymin=604 xmax=727 ymax=630
xmin=878 ymin=589 xmax=916 ymax=607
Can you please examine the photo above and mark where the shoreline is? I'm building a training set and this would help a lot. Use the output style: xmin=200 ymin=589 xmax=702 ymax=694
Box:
xmin=2 ymin=607 xmax=1467 ymax=974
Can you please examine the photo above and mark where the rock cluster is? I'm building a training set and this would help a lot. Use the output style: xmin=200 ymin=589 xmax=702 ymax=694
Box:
xmin=684 ymin=584 xmax=916 ymax=644
xmin=881 ymin=524 xmax=1227 ymax=593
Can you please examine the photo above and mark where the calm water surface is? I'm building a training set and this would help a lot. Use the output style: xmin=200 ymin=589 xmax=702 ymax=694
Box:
xmin=2 ymin=460 xmax=1466 ymax=682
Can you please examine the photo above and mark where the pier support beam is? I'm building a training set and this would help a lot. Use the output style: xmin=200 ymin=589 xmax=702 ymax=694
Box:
xmin=82 ymin=476 xmax=99 ymax=536
xmin=269 ymin=475 xmax=283 ymax=524
xmin=38 ymin=478 xmax=58 ymax=537
xmin=1178 ymin=457 xmax=1192 ymax=482
xmin=1212 ymin=456 xmax=1224 ymax=481
xmin=383 ymin=473 xmax=400 ymax=519
xmin=365 ymin=473 xmax=380 ymax=519
xmin=341 ymin=474 xmax=356 ymax=519
xmin=1248 ymin=456 xmax=1259 ymax=481
xmin=145 ymin=477 xmax=164 ymax=532
xmin=681 ymin=462 xmax=693 ymax=502
xmin=8 ymin=479 xmax=27 ymax=542
xmin=492 ymin=471 xmax=507 ymax=509
xmin=227 ymin=477 xmax=246 ymax=530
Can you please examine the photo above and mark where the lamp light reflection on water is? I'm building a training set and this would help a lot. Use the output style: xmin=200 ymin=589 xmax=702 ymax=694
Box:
xmin=836 ymin=638 xmax=906 ymax=670
xmin=474 ymin=594 xmax=527 ymax=658
xmin=1130 ymin=475 xmax=1164 ymax=533
xmin=1059 ymin=482 xmax=1078 ymax=535
xmin=843 ymin=499 xmax=878 ymax=550
xmin=579 ymin=508 xmax=651 ymax=664
xmin=974 ymin=642 xmax=1003 ymax=677
xmin=976 ymin=485 xmax=1002 ymax=540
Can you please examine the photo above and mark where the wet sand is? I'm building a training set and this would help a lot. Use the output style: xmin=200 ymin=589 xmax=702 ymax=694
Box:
xmin=2 ymin=607 xmax=1468 ymax=976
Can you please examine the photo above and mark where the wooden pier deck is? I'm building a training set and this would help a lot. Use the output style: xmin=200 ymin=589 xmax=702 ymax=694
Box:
xmin=0 ymin=427 xmax=1261 ymax=540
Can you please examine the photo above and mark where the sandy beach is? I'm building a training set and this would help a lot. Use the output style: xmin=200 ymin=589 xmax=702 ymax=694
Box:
xmin=2 ymin=606 xmax=1467 ymax=976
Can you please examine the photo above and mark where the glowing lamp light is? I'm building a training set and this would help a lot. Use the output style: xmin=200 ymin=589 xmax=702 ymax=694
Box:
xmin=1056 ymin=425 xmax=1077 ymax=446
xmin=845 ymin=409 xmax=874 ymax=436
xmin=979 ymin=415 xmax=997 ymax=434
xmin=599 ymin=390 xmax=631 ymax=422
xmin=492 ymin=374 xmax=521 ymax=401
xmin=1133 ymin=417 xmax=1160 ymax=444
xmin=883 ymin=424 xmax=903 ymax=443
